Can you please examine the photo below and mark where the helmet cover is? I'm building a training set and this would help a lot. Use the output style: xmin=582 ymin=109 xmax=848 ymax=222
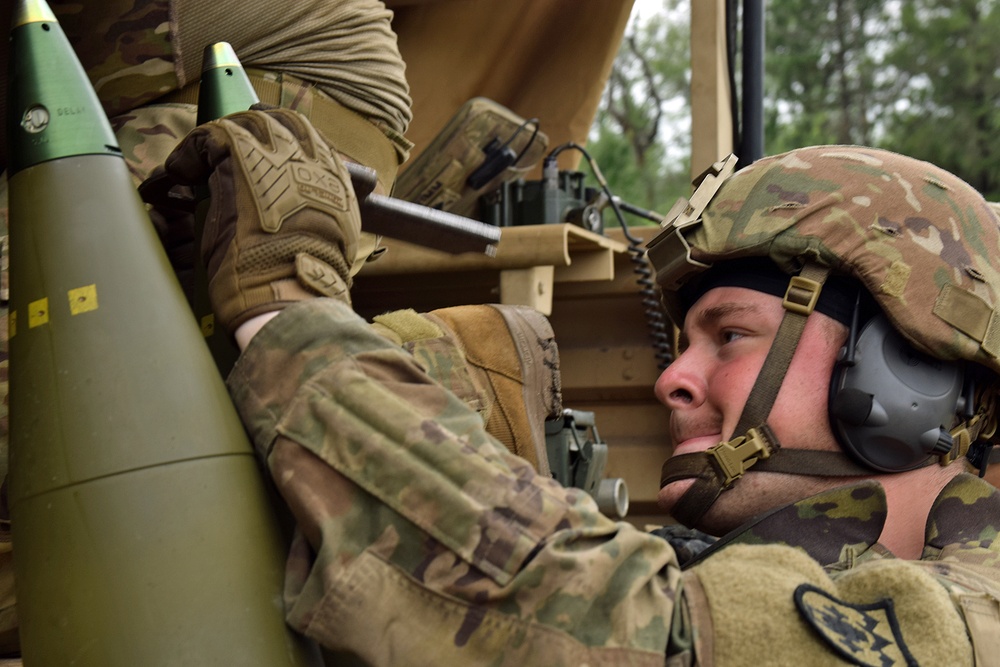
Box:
xmin=650 ymin=145 xmax=1000 ymax=374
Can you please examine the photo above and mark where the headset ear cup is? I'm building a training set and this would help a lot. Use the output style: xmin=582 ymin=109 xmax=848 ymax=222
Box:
xmin=828 ymin=315 xmax=964 ymax=472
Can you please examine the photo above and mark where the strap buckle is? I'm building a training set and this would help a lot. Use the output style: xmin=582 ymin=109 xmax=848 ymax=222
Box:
xmin=707 ymin=427 xmax=776 ymax=487
xmin=783 ymin=275 xmax=822 ymax=316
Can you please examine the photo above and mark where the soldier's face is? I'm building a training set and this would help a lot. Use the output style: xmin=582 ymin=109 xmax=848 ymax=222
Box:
xmin=654 ymin=286 xmax=849 ymax=534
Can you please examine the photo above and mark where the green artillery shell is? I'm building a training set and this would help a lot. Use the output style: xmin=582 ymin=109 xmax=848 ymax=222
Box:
xmin=7 ymin=2 xmax=319 ymax=664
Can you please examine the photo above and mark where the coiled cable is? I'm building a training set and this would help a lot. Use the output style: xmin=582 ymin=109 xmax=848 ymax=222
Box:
xmin=545 ymin=143 xmax=674 ymax=369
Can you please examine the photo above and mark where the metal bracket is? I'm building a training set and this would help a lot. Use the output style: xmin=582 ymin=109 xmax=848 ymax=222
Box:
xmin=645 ymin=153 xmax=740 ymax=289
xmin=660 ymin=153 xmax=740 ymax=231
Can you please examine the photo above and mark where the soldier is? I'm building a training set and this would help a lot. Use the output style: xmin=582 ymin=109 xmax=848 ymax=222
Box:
xmin=648 ymin=145 xmax=1000 ymax=663
xmin=149 ymin=108 xmax=999 ymax=665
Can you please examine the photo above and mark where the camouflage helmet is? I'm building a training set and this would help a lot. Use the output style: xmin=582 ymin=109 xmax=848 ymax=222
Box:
xmin=649 ymin=145 xmax=1000 ymax=374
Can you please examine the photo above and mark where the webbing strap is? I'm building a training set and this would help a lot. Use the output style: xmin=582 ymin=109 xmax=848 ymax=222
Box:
xmin=660 ymin=453 xmax=716 ymax=488
xmin=752 ymin=450 xmax=872 ymax=476
xmin=732 ymin=263 xmax=830 ymax=435
xmin=664 ymin=426 xmax=780 ymax=527
xmin=663 ymin=451 xmax=874 ymax=525
xmin=660 ymin=455 xmax=724 ymax=527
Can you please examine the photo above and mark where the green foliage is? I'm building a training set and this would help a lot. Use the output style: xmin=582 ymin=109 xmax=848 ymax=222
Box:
xmin=592 ymin=0 xmax=1000 ymax=217
xmin=586 ymin=124 xmax=690 ymax=227
xmin=586 ymin=0 xmax=692 ymax=226
xmin=881 ymin=0 xmax=1000 ymax=199
xmin=765 ymin=0 xmax=1000 ymax=199
xmin=764 ymin=0 xmax=891 ymax=152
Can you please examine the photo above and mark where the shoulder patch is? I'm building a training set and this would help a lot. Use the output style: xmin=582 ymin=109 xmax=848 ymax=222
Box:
xmin=794 ymin=584 xmax=918 ymax=667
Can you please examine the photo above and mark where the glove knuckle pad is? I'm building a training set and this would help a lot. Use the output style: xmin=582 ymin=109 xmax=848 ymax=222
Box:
xmin=230 ymin=123 xmax=353 ymax=235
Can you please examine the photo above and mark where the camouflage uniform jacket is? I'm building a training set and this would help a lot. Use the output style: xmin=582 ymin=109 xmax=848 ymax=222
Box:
xmin=227 ymin=298 xmax=996 ymax=667
xmin=678 ymin=472 xmax=1000 ymax=666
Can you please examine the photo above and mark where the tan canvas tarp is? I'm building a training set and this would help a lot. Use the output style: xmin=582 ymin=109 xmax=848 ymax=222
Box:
xmin=389 ymin=0 xmax=634 ymax=173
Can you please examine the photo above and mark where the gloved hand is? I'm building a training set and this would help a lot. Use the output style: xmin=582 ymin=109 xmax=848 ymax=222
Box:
xmin=648 ymin=523 xmax=719 ymax=567
xmin=140 ymin=108 xmax=360 ymax=334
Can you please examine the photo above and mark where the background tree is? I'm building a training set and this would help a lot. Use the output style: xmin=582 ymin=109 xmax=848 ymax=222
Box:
xmin=763 ymin=0 xmax=892 ymax=152
xmin=587 ymin=0 xmax=691 ymax=223
xmin=881 ymin=0 xmax=1000 ymax=199
xmin=763 ymin=0 xmax=1000 ymax=198
xmin=592 ymin=0 xmax=1000 ymax=218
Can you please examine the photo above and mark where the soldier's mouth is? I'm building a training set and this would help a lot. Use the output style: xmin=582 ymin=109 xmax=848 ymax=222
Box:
xmin=671 ymin=434 xmax=722 ymax=457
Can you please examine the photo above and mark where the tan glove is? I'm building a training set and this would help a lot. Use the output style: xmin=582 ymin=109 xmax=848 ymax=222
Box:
xmin=141 ymin=108 xmax=360 ymax=334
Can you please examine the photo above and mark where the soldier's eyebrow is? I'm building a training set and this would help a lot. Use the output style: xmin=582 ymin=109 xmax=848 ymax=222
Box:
xmin=677 ymin=301 xmax=764 ymax=350
xmin=695 ymin=302 xmax=763 ymax=327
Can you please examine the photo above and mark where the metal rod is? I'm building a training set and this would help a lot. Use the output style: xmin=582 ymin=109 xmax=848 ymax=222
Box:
xmin=347 ymin=163 xmax=500 ymax=256
xmin=740 ymin=0 xmax=765 ymax=166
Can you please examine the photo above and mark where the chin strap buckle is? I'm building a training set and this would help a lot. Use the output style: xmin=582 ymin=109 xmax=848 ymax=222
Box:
xmin=707 ymin=426 xmax=778 ymax=487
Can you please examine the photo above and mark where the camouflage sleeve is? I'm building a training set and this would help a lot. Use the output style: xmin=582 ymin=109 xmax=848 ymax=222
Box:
xmin=44 ymin=0 xmax=410 ymax=137
xmin=226 ymin=298 xmax=681 ymax=666
xmin=682 ymin=543 xmax=974 ymax=666
xmin=172 ymin=0 xmax=411 ymax=138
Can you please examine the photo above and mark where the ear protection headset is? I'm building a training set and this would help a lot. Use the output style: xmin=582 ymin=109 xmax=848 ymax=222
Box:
xmin=828 ymin=310 xmax=967 ymax=472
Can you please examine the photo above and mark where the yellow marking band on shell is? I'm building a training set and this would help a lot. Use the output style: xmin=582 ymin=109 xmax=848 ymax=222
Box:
xmin=28 ymin=298 xmax=49 ymax=328
xmin=14 ymin=0 xmax=58 ymax=27
xmin=200 ymin=314 xmax=215 ymax=337
xmin=68 ymin=284 xmax=98 ymax=315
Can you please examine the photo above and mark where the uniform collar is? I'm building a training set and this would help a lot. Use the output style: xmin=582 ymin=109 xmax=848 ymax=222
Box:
xmin=684 ymin=480 xmax=889 ymax=569
xmin=922 ymin=472 xmax=1000 ymax=563
xmin=684 ymin=472 xmax=1000 ymax=570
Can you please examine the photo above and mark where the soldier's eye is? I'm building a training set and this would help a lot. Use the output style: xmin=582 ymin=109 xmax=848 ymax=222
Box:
xmin=720 ymin=330 xmax=745 ymax=344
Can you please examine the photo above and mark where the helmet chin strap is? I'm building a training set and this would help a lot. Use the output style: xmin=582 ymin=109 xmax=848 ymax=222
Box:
xmin=662 ymin=416 xmax=992 ymax=529
xmin=660 ymin=262 xmax=834 ymax=528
